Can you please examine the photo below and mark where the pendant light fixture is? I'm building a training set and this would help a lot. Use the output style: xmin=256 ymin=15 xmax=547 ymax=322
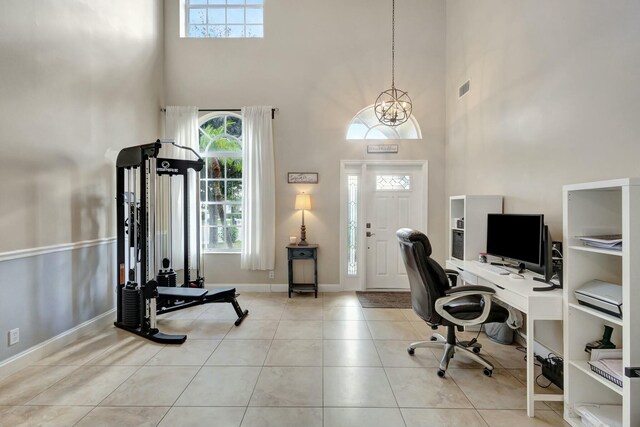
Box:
xmin=374 ymin=0 xmax=412 ymax=127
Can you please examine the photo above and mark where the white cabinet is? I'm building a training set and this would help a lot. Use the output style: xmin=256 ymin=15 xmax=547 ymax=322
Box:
xmin=449 ymin=195 xmax=503 ymax=261
xmin=563 ymin=178 xmax=640 ymax=427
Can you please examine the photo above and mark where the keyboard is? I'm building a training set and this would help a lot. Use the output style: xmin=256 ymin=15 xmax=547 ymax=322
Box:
xmin=476 ymin=263 xmax=509 ymax=275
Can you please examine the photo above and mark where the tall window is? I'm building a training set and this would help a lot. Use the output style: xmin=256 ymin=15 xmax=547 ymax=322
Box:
xmin=199 ymin=113 xmax=243 ymax=252
xmin=186 ymin=0 xmax=264 ymax=38
xmin=347 ymin=175 xmax=359 ymax=276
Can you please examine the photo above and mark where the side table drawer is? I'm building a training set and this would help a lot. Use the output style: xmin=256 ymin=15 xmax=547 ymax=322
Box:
xmin=290 ymin=248 xmax=315 ymax=259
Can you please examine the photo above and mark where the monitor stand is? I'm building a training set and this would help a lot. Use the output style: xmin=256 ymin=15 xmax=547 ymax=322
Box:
xmin=533 ymin=277 xmax=562 ymax=292
xmin=491 ymin=261 xmax=526 ymax=274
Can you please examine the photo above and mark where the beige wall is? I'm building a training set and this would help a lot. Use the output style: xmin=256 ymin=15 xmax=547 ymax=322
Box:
xmin=0 ymin=0 xmax=164 ymax=252
xmin=165 ymin=0 xmax=447 ymax=285
xmin=446 ymin=0 xmax=640 ymax=238
xmin=0 ymin=0 xmax=163 ymax=363
xmin=445 ymin=0 xmax=640 ymax=351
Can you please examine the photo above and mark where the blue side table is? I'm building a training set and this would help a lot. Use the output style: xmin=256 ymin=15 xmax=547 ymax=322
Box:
xmin=286 ymin=244 xmax=318 ymax=298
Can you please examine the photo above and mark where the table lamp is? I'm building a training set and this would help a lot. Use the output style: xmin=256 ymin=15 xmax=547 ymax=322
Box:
xmin=295 ymin=193 xmax=311 ymax=246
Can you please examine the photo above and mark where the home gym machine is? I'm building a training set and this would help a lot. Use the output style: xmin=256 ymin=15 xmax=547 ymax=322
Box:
xmin=114 ymin=139 xmax=248 ymax=344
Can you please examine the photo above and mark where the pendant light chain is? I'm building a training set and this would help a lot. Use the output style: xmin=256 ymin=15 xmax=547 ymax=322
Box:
xmin=374 ymin=0 xmax=412 ymax=127
xmin=391 ymin=0 xmax=395 ymax=89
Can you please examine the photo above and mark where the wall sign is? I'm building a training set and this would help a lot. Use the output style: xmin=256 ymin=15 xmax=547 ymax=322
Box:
xmin=288 ymin=172 xmax=319 ymax=184
xmin=367 ymin=144 xmax=398 ymax=154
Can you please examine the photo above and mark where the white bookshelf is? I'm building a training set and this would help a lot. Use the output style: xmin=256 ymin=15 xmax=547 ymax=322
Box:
xmin=563 ymin=178 xmax=640 ymax=427
xmin=449 ymin=195 xmax=503 ymax=261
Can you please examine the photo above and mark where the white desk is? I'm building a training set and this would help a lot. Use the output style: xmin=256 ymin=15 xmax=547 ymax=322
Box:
xmin=446 ymin=259 xmax=563 ymax=417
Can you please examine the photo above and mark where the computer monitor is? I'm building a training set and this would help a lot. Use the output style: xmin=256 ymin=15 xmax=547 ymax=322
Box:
xmin=486 ymin=214 xmax=544 ymax=272
xmin=532 ymin=225 xmax=562 ymax=291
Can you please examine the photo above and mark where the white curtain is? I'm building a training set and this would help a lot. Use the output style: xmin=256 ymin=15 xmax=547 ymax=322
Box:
xmin=163 ymin=106 xmax=199 ymax=272
xmin=241 ymin=106 xmax=276 ymax=270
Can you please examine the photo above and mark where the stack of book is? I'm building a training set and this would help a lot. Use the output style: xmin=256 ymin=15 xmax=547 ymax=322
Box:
xmin=578 ymin=234 xmax=623 ymax=251
xmin=588 ymin=348 xmax=623 ymax=387
xmin=575 ymin=404 xmax=622 ymax=427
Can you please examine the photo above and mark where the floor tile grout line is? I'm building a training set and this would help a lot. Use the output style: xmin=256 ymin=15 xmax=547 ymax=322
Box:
xmin=67 ymin=362 xmax=146 ymax=426
xmin=240 ymin=336 xmax=275 ymax=426
xmin=150 ymin=340 xmax=221 ymax=427
xmin=238 ymin=404 xmax=250 ymax=427
xmin=14 ymin=364 xmax=84 ymax=407
xmin=447 ymin=367 xmax=536 ymax=412
xmin=94 ymin=363 xmax=146 ymax=407
xmin=447 ymin=367 xmax=489 ymax=425
xmin=168 ymin=300 xmax=278 ymax=423
xmin=284 ymin=293 xmax=326 ymax=427
xmin=366 ymin=310 xmax=409 ymax=427
xmin=322 ymin=324 xmax=325 ymax=427
xmin=446 ymin=371 xmax=482 ymax=414
xmin=71 ymin=405 xmax=94 ymax=427
xmin=164 ymin=363 xmax=207 ymax=416
xmin=3 ymin=294 xmax=552 ymax=426
xmin=165 ymin=309 xmax=234 ymax=404
xmin=149 ymin=406 xmax=171 ymax=427
xmin=476 ymin=408 xmax=493 ymax=427
xmin=6 ymin=328 xmax=132 ymax=405
xmin=29 ymin=330 xmax=122 ymax=370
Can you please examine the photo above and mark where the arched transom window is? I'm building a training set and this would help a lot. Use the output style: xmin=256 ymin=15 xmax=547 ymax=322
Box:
xmin=346 ymin=104 xmax=422 ymax=140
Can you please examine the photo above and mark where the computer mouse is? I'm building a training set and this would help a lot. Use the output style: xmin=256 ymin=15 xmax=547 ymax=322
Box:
xmin=509 ymin=273 xmax=524 ymax=279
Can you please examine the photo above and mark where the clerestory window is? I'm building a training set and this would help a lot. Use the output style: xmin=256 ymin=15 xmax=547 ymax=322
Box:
xmin=185 ymin=0 xmax=264 ymax=38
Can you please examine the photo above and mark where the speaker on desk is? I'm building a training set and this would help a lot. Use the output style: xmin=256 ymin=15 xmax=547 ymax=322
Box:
xmin=452 ymin=230 xmax=464 ymax=260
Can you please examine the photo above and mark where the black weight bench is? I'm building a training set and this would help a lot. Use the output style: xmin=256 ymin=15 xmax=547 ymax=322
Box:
xmin=156 ymin=286 xmax=249 ymax=326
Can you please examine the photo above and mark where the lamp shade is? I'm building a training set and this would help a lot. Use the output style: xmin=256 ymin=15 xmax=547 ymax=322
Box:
xmin=295 ymin=193 xmax=311 ymax=210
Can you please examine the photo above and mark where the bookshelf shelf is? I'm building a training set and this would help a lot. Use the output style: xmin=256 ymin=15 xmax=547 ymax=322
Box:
xmin=568 ymin=303 xmax=623 ymax=326
xmin=563 ymin=178 xmax=640 ymax=427
xmin=568 ymin=245 xmax=623 ymax=257
xmin=569 ymin=360 xmax=623 ymax=396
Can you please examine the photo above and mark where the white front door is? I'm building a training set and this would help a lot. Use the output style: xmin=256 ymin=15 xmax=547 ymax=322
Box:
xmin=365 ymin=165 xmax=424 ymax=289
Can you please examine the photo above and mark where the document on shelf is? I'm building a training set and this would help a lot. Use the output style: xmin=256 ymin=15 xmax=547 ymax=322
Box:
xmin=601 ymin=359 xmax=624 ymax=378
xmin=590 ymin=348 xmax=622 ymax=361
xmin=588 ymin=348 xmax=624 ymax=386
xmin=577 ymin=234 xmax=622 ymax=250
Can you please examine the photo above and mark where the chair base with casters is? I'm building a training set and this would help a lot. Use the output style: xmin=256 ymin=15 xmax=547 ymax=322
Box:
xmin=408 ymin=324 xmax=494 ymax=378
xmin=396 ymin=228 xmax=509 ymax=379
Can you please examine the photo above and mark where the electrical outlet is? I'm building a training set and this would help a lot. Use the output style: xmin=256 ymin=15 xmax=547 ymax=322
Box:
xmin=8 ymin=328 xmax=19 ymax=346
xmin=268 ymin=271 xmax=275 ymax=279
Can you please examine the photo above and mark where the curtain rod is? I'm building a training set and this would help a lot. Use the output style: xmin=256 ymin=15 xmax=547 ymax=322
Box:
xmin=161 ymin=107 xmax=278 ymax=119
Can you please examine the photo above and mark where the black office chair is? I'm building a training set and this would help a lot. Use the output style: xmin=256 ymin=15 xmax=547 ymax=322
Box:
xmin=396 ymin=228 xmax=509 ymax=377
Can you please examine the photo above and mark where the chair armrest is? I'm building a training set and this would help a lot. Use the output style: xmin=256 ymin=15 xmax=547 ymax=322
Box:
xmin=435 ymin=286 xmax=495 ymax=327
xmin=445 ymin=269 xmax=459 ymax=287
xmin=444 ymin=285 xmax=495 ymax=295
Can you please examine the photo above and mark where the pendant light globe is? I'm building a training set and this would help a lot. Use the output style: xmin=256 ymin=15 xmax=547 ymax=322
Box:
xmin=374 ymin=87 xmax=412 ymax=127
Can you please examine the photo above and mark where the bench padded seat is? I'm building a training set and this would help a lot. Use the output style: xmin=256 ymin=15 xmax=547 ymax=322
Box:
xmin=157 ymin=286 xmax=236 ymax=301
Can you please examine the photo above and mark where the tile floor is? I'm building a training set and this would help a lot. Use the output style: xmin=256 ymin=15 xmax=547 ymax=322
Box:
xmin=0 ymin=292 xmax=568 ymax=427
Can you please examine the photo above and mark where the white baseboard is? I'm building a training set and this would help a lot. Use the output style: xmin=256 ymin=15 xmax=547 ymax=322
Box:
xmin=0 ymin=309 xmax=116 ymax=382
xmin=209 ymin=283 xmax=273 ymax=293
xmin=319 ymin=284 xmax=342 ymax=292
xmin=269 ymin=284 xmax=343 ymax=293
xmin=208 ymin=283 xmax=343 ymax=293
